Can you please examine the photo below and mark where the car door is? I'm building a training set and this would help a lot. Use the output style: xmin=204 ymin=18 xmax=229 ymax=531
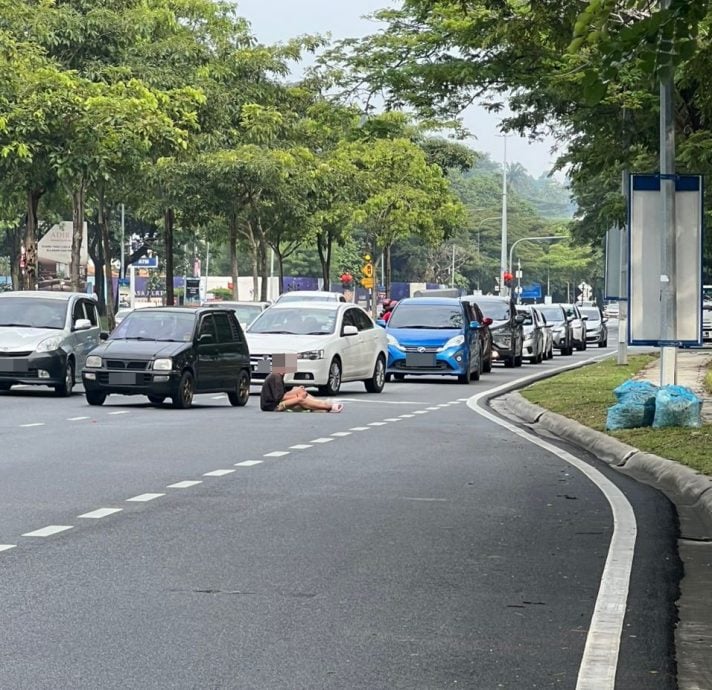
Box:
xmin=71 ymin=299 xmax=100 ymax=375
xmin=462 ymin=302 xmax=481 ymax=373
xmin=213 ymin=311 xmax=239 ymax=386
xmin=339 ymin=308 xmax=367 ymax=379
xmin=352 ymin=307 xmax=380 ymax=376
xmin=195 ymin=313 xmax=220 ymax=390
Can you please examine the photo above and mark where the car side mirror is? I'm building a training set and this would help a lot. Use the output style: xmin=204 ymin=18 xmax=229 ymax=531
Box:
xmin=198 ymin=332 xmax=214 ymax=343
xmin=581 ymin=315 xmax=588 ymax=321
xmin=514 ymin=314 xmax=525 ymax=324
xmin=343 ymin=325 xmax=358 ymax=336
xmin=482 ymin=317 xmax=493 ymax=327
xmin=602 ymin=317 xmax=608 ymax=323
xmin=100 ymin=332 xmax=109 ymax=341
xmin=74 ymin=318 xmax=92 ymax=331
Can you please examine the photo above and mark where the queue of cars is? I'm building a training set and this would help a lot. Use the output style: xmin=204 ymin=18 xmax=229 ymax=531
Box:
xmin=0 ymin=289 xmax=611 ymax=407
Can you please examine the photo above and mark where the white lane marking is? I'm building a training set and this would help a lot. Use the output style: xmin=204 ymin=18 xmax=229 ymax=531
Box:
xmin=384 ymin=418 xmax=402 ymax=422
xmin=334 ymin=399 xmax=432 ymax=405
xmin=349 ymin=427 xmax=371 ymax=431
xmin=107 ymin=411 xmax=129 ymax=416
xmin=235 ymin=460 xmax=263 ymax=467
xmin=78 ymin=508 xmax=122 ymax=519
xmin=0 ymin=545 xmax=16 ymax=553
xmin=368 ymin=422 xmax=387 ymax=426
xmin=22 ymin=525 xmax=73 ymax=537
xmin=20 ymin=423 xmax=44 ymax=428
xmin=126 ymin=493 xmax=165 ymax=502
xmin=403 ymin=497 xmax=448 ymax=502
xmin=426 ymin=407 xmax=440 ymax=411
xmin=437 ymin=404 xmax=449 ymax=408
xmin=467 ymin=353 xmax=634 ymax=690
xmin=331 ymin=432 xmax=352 ymax=437
xmin=68 ymin=416 xmax=90 ymax=421
xmin=290 ymin=444 xmax=313 ymax=450
xmin=264 ymin=451 xmax=290 ymax=457
xmin=399 ymin=414 xmax=415 ymax=419
xmin=203 ymin=469 xmax=235 ymax=477
xmin=457 ymin=398 xmax=469 ymax=401
xmin=168 ymin=480 xmax=203 ymax=489
xmin=311 ymin=437 xmax=334 ymax=443
xmin=413 ymin=410 xmax=428 ymax=415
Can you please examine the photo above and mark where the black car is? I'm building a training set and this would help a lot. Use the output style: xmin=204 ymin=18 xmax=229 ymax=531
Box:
xmin=460 ymin=297 xmax=493 ymax=373
xmin=82 ymin=307 xmax=251 ymax=409
xmin=470 ymin=296 xmax=524 ymax=367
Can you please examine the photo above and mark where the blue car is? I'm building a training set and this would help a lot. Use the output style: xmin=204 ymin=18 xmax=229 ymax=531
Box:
xmin=383 ymin=297 xmax=482 ymax=384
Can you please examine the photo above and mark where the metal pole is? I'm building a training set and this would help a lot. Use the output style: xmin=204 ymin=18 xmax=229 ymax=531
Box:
xmin=120 ymin=204 xmax=125 ymax=280
xmin=499 ymin=135 xmax=508 ymax=298
xmin=659 ymin=0 xmax=677 ymax=385
xmin=618 ymin=171 xmax=629 ymax=365
xmin=205 ymin=241 xmax=210 ymax=303
xmin=269 ymin=247 xmax=274 ymax=301
xmin=451 ymin=245 xmax=455 ymax=288
xmin=516 ymin=259 xmax=522 ymax=304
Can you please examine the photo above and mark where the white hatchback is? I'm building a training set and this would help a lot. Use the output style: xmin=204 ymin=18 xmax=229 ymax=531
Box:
xmin=246 ymin=302 xmax=388 ymax=395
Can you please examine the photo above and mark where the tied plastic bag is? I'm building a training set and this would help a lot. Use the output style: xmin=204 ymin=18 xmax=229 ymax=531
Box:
xmin=652 ymin=385 xmax=702 ymax=429
xmin=605 ymin=380 xmax=659 ymax=430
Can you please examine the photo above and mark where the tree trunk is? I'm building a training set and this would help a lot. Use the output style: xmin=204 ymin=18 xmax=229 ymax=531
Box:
xmin=164 ymin=208 xmax=175 ymax=305
xmin=317 ymin=229 xmax=332 ymax=289
xmin=384 ymin=244 xmax=392 ymax=298
xmin=258 ymin=240 xmax=269 ymax=302
xmin=277 ymin=252 xmax=285 ymax=295
xmin=98 ymin=193 xmax=116 ymax=331
xmin=7 ymin=224 xmax=22 ymax=290
xmin=87 ymin=219 xmax=106 ymax=315
xmin=70 ymin=182 xmax=85 ymax=292
xmin=229 ymin=215 xmax=239 ymax=300
xmin=23 ymin=189 xmax=42 ymax=290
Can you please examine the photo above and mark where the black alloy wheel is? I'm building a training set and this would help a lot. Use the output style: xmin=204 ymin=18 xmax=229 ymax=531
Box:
xmin=55 ymin=359 xmax=74 ymax=397
xmin=172 ymin=371 xmax=195 ymax=409
xmin=228 ymin=370 xmax=251 ymax=406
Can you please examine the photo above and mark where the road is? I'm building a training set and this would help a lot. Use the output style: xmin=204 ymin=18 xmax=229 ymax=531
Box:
xmin=0 ymin=338 xmax=679 ymax=689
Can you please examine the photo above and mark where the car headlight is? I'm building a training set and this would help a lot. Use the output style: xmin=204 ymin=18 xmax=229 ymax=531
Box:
xmin=152 ymin=358 xmax=173 ymax=371
xmin=387 ymin=334 xmax=404 ymax=351
xmin=36 ymin=336 xmax=63 ymax=353
xmin=85 ymin=355 xmax=103 ymax=368
xmin=439 ymin=334 xmax=464 ymax=351
xmin=298 ymin=350 xmax=324 ymax=360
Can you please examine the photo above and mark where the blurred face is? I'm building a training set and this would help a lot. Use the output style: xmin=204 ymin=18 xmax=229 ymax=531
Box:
xmin=272 ymin=352 xmax=297 ymax=375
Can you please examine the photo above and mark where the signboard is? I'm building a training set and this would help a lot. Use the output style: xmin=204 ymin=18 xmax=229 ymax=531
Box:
xmin=604 ymin=226 xmax=627 ymax=300
xmin=185 ymin=277 xmax=200 ymax=303
xmin=134 ymin=255 xmax=158 ymax=269
xmin=628 ymin=174 xmax=703 ymax=346
xmin=37 ymin=221 xmax=88 ymax=266
xmin=520 ymin=283 xmax=542 ymax=300
xmin=118 ymin=278 xmax=130 ymax=307
xmin=360 ymin=277 xmax=374 ymax=289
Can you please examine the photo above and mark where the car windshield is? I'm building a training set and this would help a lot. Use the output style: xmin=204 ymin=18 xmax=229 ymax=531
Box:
xmin=232 ymin=306 xmax=263 ymax=325
xmin=537 ymin=307 xmax=564 ymax=322
xmin=580 ymin=307 xmax=600 ymax=321
xmin=388 ymin=305 xmax=463 ymax=329
xmin=477 ymin=301 xmax=511 ymax=321
xmin=111 ymin=311 xmax=196 ymax=342
xmin=248 ymin=307 xmax=336 ymax=335
xmin=0 ymin=297 xmax=67 ymax=329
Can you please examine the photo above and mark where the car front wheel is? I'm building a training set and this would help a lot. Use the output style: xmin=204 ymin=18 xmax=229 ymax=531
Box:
xmin=172 ymin=371 xmax=194 ymax=409
xmin=364 ymin=355 xmax=386 ymax=393
xmin=318 ymin=358 xmax=342 ymax=396
xmin=55 ymin=359 xmax=74 ymax=397
xmin=147 ymin=395 xmax=165 ymax=406
xmin=228 ymin=370 xmax=251 ymax=406
xmin=86 ymin=390 xmax=106 ymax=406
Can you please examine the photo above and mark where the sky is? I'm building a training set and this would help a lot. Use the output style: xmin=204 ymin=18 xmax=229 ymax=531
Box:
xmin=235 ymin=0 xmax=560 ymax=178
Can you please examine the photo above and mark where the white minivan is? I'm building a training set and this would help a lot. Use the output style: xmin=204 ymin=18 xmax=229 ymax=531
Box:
xmin=0 ymin=291 xmax=103 ymax=396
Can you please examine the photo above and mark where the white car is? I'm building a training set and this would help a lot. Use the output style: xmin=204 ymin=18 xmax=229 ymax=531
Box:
xmin=246 ymin=302 xmax=388 ymax=395
xmin=274 ymin=291 xmax=346 ymax=304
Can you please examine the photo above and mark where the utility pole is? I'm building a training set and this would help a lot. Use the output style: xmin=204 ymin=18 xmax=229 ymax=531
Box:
xmin=450 ymin=245 xmax=456 ymax=288
xmin=659 ymin=0 xmax=677 ymax=385
xmin=499 ymin=134 xmax=509 ymax=298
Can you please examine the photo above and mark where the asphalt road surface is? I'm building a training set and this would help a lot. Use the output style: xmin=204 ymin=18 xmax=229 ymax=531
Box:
xmin=0 ymin=337 xmax=679 ymax=689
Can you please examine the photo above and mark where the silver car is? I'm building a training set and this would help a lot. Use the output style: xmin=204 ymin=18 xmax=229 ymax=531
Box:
xmin=517 ymin=305 xmax=547 ymax=364
xmin=203 ymin=300 xmax=270 ymax=328
xmin=532 ymin=306 xmax=554 ymax=360
xmin=579 ymin=305 xmax=608 ymax=347
xmin=0 ymin=291 xmax=103 ymax=396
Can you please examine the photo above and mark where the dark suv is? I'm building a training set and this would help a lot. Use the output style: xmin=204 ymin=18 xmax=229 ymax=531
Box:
xmin=82 ymin=307 xmax=251 ymax=409
xmin=472 ymin=296 xmax=524 ymax=367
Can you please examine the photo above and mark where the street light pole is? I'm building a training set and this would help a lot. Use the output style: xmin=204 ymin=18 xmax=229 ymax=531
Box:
xmin=508 ymin=235 xmax=569 ymax=301
xmin=499 ymin=135 xmax=509 ymax=297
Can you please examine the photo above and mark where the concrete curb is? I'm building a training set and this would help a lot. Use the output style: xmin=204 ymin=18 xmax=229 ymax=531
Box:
xmin=489 ymin=389 xmax=712 ymax=690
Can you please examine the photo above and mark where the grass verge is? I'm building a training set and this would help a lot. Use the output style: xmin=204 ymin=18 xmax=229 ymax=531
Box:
xmin=520 ymin=354 xmax=712 ymax=476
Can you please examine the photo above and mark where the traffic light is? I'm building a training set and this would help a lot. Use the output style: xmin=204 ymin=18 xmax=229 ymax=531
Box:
xmin=503 ymin=271 xmax=514 ymax=288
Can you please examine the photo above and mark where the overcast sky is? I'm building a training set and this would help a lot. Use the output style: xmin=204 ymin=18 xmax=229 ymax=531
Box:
xmin=236 ymin=0 xmax=560 ymax=177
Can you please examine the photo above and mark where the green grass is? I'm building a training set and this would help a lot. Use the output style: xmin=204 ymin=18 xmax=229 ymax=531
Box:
xmin=520 ymin=354 xmax=712 ymax=476
xmin=705 ymin=364 xmax=712 ymax=395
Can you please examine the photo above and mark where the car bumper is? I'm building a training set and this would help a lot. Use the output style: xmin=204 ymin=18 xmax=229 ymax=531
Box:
xmin=0 ymin=350 xmax=68 ymax=387
xmin=551 ymin=332 xmax=568 ymax=348
xmin=249 ymin=355 xmax=330 ymax=386
xmin=490 ymin=342 xmax=515 ymax=361
xmin=387 ymin=345 xmax=467 ymax=376
xmin=82 ymin=369 xmax=182 ymax=397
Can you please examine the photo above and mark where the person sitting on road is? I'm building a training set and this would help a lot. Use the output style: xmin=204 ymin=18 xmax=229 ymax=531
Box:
xmin=260 ymin=372 xmax=343 ymax=413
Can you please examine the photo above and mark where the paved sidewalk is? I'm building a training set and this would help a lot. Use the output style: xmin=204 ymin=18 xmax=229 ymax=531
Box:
xmin=635 ymin=350 xmax=712 ymax=423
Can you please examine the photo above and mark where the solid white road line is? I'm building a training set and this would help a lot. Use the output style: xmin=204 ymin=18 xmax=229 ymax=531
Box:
xmin=78 ymin=508 xmax=122 ymax=519
xmin=22 ymin=525 xmax=73 ymax=537
xmin=68 ymin=416 xmax=90 ymax=421
xmin=126 ymin=493 xmax=165 ymax=502
xmin=0 ymin=545 xmax=16 ymax=552
xmin=235 ymin=460 xmax=263 ymax=467
xmin=168 ymin=480 xmax=203 ymax=489
xmin=290 ymin=444 xmax=313 ymax=450
xmin=331 ymin=432 xmax=352 ymax=437
xmin=466 ymin=352 xmax=634 ymax=690
xmin=264 ymin=451 xmax=290 ymax=457
xmin=20 ymin=423 xmax=44 ymax=428
xmin=310 ymin=437 xmax=334 ymax=443
xmin=203 ymin=469 xmax=235 ymax=477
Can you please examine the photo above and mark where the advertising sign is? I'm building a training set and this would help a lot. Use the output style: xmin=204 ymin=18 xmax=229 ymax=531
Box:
xmin=37 ymin=221 xmax=88 ymax=266
xmin=604 ymin=226 xmax=627 ymax=301
xmin=628 ymin=174 xmax=703 ymax=346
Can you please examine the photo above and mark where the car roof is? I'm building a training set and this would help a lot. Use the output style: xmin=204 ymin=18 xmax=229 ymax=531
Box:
xmin=203 ymin=301 xmax=269 ymax=307
xmin=397 ymin=297 xmax=463 ymax=306
xmin=268 ymin=301 xmax=353 ymax=311
xmin=0 ymin=290 xmax=90 ymax=300
xmin=468 ymin=295 xmax=509 ymax=303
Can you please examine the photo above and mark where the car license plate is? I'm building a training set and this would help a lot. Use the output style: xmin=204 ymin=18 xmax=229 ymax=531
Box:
xmin=252 ymin=358 xmax=271 ymax=374
xmin=0 ymin=359 xmax=26 ymax=373
xmin=108 ymin=372 xmax=137 ymax=385
xmin=405 ymin=352 xmax=436 ymax=368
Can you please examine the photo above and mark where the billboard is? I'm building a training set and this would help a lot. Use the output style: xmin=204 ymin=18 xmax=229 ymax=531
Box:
xmin=628 ymin=174 xmax=703 ymax=346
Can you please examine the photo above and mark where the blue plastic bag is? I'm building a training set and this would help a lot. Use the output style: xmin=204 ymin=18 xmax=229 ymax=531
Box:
xmin=652 ymin=385 xmax=702 ymax=429
xmin=606 ymin=380 xmax=659 ymax=430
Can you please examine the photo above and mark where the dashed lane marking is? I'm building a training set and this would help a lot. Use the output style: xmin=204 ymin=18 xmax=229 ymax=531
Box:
xmin=126 ymin=493 xmax=165 ymax=502
xmin=413 ymin=410 xmax=428 ymax=415
xmin=78 ymin=508 xmax=122 ymax=519
xmin=108 ymin=411 xmax=129 ymax=416
xmin=383 ymin=418 xmax=402 ymax=422
xmin=264 ymin=451 xmax=290 ymax=457
xmin=68 ymin=416 xmax=90 ymax=421
xmin=398 ymin=414 xmax=414 ymax=419
xmin=168 ymin=481 xmax=203 ymax=489
xmin=20 ymin=423 xmax=44 ymax=428
xmin=203 ymin=469 xmax=235 ymax=477
xmin=290 ymin=444 xmax=313 ymax=450
xmin=426 ymin=407 xmax=440 ymax=411
xmin=0 ymin=545 xmax=16 ymax=552
xmin=310 ymin=437 xmax=334 ymax=444
xmin=22 ymin=525 xmax=73 ymax=537
xmin=349 ymin=427 xmax=370 ymax=431
xmin=331 ymin=432 xmax=352 ymax=437
xmin=368 ymin=422 xmax=387 ymax=426
xmin=235 ymin=460 xmax=263 ymax=467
